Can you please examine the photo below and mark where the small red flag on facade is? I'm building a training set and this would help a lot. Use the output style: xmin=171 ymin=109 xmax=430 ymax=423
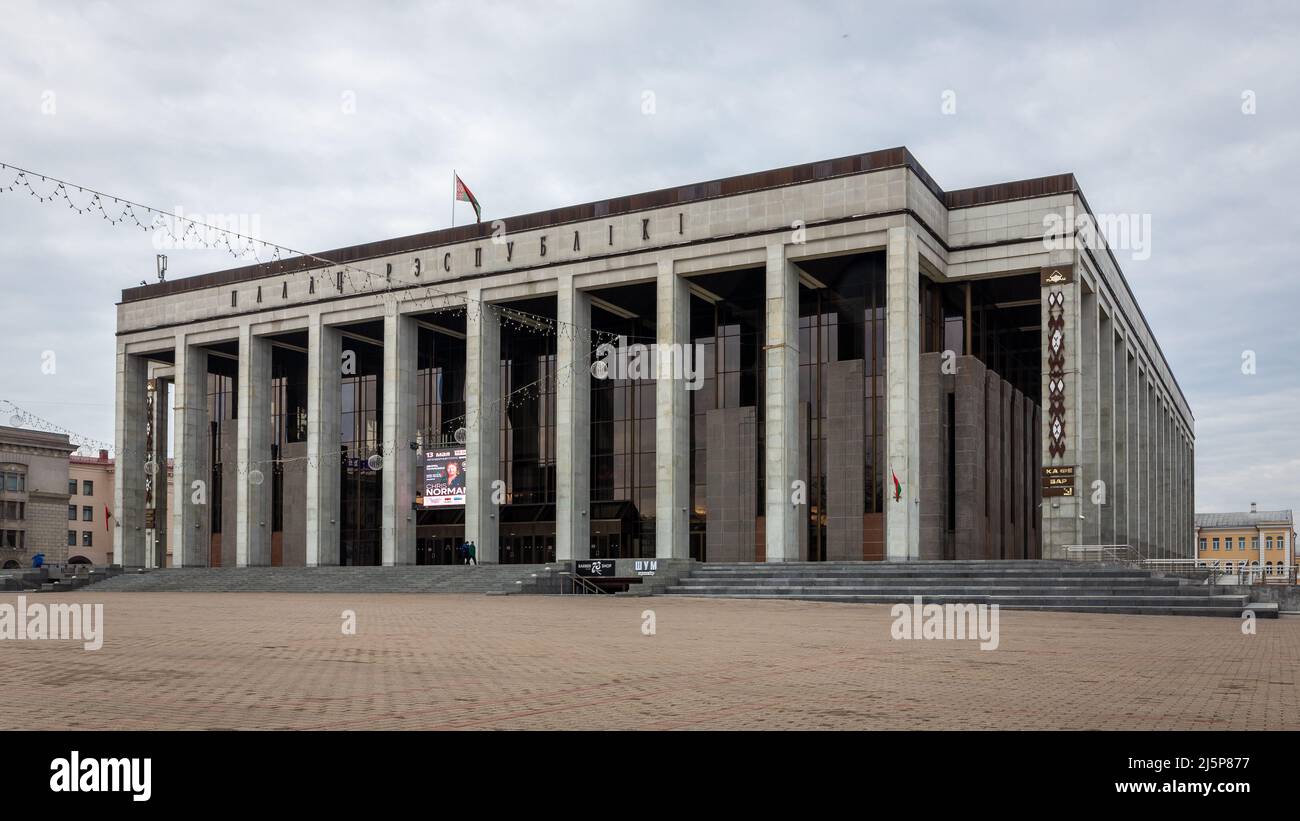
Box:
xmin=454 ymin=174 xmax=481 ymax=223
xmin=105 ymin=504 xmax=112 ymax=532
xmin=891 ymin=470 xmax=902 ymax=502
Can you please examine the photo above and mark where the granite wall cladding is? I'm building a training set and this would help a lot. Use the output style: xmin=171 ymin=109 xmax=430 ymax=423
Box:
xmin=919 ymin=355 xmax=1040 ymax=560
xmin=705 ymin=406 xmax=757 ymax=561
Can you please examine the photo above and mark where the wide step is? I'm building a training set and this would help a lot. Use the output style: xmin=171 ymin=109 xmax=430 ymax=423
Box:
xmin=662 ymin=561 xmax=1277 ymax=618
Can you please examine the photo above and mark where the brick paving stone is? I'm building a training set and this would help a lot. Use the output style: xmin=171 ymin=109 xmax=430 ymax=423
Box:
xmin=0 ymin=592 xmax=1296 ymax=730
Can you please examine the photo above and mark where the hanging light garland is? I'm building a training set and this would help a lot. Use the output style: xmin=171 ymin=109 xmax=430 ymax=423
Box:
xmin=0 ymin=162 xmax=646 ymax=472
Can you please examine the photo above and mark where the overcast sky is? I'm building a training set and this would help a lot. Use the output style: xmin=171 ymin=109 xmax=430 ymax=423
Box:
xmin=1 ymin=1 xmax=1297 ymax=515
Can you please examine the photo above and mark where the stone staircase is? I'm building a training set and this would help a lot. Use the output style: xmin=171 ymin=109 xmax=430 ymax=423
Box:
xmin=89 ymin=565 xmax=554 ymax=594
xmin=663 ymin=560 xmax=1278 ymax=618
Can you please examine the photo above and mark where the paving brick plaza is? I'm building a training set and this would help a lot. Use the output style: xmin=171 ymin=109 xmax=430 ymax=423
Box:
xmin=1 ymin=593 xmax=1296 ymax=730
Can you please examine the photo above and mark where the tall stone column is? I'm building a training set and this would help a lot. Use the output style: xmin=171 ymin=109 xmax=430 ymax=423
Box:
xmin=306 ymin=314 xmax=341 ymax=567
xmin=1079 ymin=289 xmax=1100 ymax=546
xmin=764 ymin=243 xmax=801 ymax=562
xmin=465 ymin=290 xmax=501 ymax=563
xmin=236 ymin=325 xmax=273 ymax=567
xmin=1098 ymin=311 xmax=1116 ymax=546
xmin=1149 ymin=384 xmax=1159 ymax=558
xmin=885 ymin=227 xmax=920 ymax=561
xmin=147 ymin=374 xmax=170 ymax=568
xmin=113 ymin=345 xmax=148 ymax=567
xmin=1113 ymin=338 xmax=1129 ymax=551
xmin=381 ymin=306 xmax=418 ymax=566
xmin=1127 ymin=359 xmax=1142 ymax=556
xmin=1040 ymin=264 xmax=1083 ymax=558
xmin=655 ymin=260 xmax=690 ymax=559
xmin=556 ymin=275 xmax=592 ymax=561
xmin=172 ymin=338 xmax=210 ymax=567
xmin=1166 ymin=404 xmax=1174 ymax=558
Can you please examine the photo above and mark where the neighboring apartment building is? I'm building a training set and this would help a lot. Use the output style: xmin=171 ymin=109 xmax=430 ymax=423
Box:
xmin=0 ymin=424 xmax=73 ymax=568
xmin=1195 ymin=504 xmax=1296 ymax=578
xmin=69 ymin=449 xmax=174 ymax=566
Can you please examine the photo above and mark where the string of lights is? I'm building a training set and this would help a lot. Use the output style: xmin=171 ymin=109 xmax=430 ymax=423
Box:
xmin=0 ymin=161 xmax=628 ymax=342
xmin=0 ymin=162 xmax=650 ymax=472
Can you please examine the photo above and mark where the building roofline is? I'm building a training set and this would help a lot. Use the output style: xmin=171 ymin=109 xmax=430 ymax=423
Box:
xmin=114 ymin=146 xmax=1190 ymax=420
xmin=121 ymin=147 xmax=1082 ymax=304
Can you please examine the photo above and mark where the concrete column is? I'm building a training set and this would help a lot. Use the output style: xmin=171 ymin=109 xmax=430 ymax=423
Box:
xmin=1113 ymin=339 xmax=1129 ymax=551
xmin=465 ymin=291 xmax=501 ymax=563
xmin=381 ymin=306 xmax=418 ymax=566
xmin=764 ymin=243 xmax=801 ymax=562
xmin=1127 ymin=358 xmax=1141 ymax=555
xmin=236 ymin=325 xmax=273 ymax=567
xmin=655 ymin=260 xmax=690 ymax=559
xmin=113 ymin=346 xmax=149 ymax=567
xmin=1146 ymin=378 xmax=1157 ymax=558
xmin=1040 ymin=265 xmax=1083 ymax=558
xmin=1098 ymin=311 xmax=1115 ymax=547
xmin=1188 ymin=434 xmax=1196 ymax=557
xmin=306 ymin=315 xmax=341 ymax=567
xmin=556 ymin=275 xmax=592 ymax=561
xmin=172 ymin=338 xmax=209 ymax=567
xmin=1164 ymin=403 xmax=1173 ymax=558
xmin=1079 ymin=289 xmax=1099 ymax=546
xmin=885 ymin=227 xmax=920 ymax=560
xmin=147 ymin=375 xmax=170 ymax=568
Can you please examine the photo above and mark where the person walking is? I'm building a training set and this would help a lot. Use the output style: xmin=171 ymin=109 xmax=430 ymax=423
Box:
xmin=459 ymin=540 xmax=469 ymax=565
xmin=467 ymin=541 xmax=478 ymax=566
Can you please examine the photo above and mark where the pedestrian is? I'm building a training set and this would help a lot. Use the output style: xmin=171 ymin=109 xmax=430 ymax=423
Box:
xmin=468 ymin=541 xmax=477 ymax=566
xmin=459 ymin=540 xmax=469 ymax=565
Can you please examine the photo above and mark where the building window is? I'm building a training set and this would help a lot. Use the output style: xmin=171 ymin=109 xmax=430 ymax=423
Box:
xmin=2 ymin=471 xmax=25 ymax=492
xmin=67 ymin=530 xmax=76 ymax=547
xmin=1212 ymin=538 xmax=1219 ymax=551
xmin=1253 ymin=537 xmax=1259 ymax=549
xmin=1 ymin=501 xmax=23 ymax=520
xmin=1 ymin=530 xmax=22 ymax=549
xmin=1267 ymin=536 xmax=1274 ymax=549
xmin=82 ymin=506 xmax=93 ymax=522
xmin=69 ymin=479 xmax=78 ymax=496
xmin=68 ymin=505 xmax=77 ymax=521
xmin=82 ymin=531 xmax=92 ymax=547
xmin=1199 ymin=538 xmax=1206 ymax=552
xmin=82 ymin=480 xmax=93 ymax=496
xmin=1239 ymin=537 xmax=1246 ymax=550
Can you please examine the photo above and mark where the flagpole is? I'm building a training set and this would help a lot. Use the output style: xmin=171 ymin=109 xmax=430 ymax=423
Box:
xmin=451 ymin=169 xmax=456 ymax=228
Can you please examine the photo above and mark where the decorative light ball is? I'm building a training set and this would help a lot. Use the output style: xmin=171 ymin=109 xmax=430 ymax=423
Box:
xmin=249 ymin=469 xmax=265 ymax=486
xmin=8 ymin=414 xmax=22 ymax=427
xmin=144 ymin=460 xmax=157 ymax=476
xmin=367 ymin=454 xmax=383 ymax=471
xmin=454 ymin=427 xmax=467 ymax=445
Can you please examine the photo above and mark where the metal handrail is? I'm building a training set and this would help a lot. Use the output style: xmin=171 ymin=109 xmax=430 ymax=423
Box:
xmin=1064 ymin=544 xmax=1138 ymax=563
xmin=560 ymin=571 xmax=608 ymax=595
xmin=1143 ymin=558 xmax=1222 ymax=584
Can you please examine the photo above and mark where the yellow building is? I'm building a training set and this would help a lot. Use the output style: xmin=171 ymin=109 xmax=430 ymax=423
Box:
xmin=1195 ymin=504 xmax=1296 ymax=581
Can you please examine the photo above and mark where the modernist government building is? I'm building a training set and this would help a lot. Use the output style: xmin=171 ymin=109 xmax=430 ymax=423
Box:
xmin=112 ymin=147 xmax=1194 ymax=568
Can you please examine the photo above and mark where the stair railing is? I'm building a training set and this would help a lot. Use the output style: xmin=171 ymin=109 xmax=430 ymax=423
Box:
xmin=561 ymin=572 xmax=608 ymax=595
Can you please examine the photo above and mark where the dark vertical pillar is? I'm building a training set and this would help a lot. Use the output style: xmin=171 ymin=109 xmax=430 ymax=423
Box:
xmin=955 ymin=356 xmax=987 ymax=560
xmin=827 ymin=361 xmax=865 ymax=561
xmin=705 ymin=406 xmax=756 ymax=561
xmin=918 ymin=353 xmax=944 ymax=559
xmin=984 ymin=370 xmax=1002 ymax=559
